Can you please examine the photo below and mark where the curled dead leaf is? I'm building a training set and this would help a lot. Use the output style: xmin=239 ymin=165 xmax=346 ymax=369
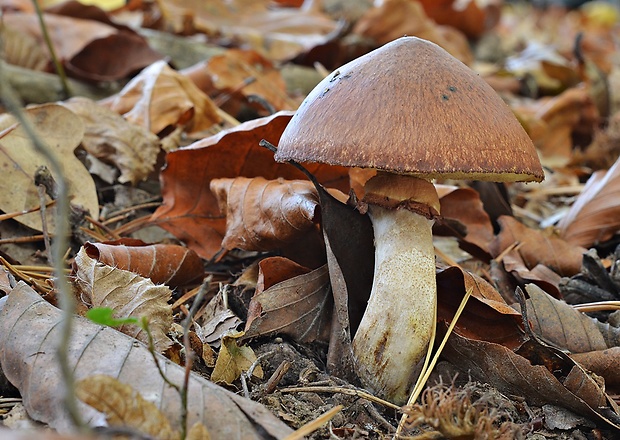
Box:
xmin=559 ymin=156 xmax=620 ymax=248
xmin=82 ymin=239 xmax=204 ymax=288
xmin=211 ymin=176 xmax=319 ymax=252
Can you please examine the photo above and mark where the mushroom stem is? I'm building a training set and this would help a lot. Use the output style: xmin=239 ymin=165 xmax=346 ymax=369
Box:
xmin=352 ymin=200 xmax=436 ymax=404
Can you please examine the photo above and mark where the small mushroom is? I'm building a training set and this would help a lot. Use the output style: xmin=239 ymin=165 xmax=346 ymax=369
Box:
xmin=275 ymin=37 xmax=544 ymax=404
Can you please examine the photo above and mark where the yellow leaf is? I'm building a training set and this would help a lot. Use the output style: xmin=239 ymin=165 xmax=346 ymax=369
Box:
xmin=76 ymin=375 xmax=179 ymax=440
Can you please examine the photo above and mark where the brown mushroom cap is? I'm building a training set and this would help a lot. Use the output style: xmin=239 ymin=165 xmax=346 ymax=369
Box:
xmin=275 ymin=37 xmax=544 ymax=183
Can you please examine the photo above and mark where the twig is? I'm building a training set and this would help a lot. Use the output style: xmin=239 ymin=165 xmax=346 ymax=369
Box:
xmin=264 ymin=360 xmax=291 ymax=394
xmin=0 ymin=61 xmax=82 ymax=427
xmin=37 ymin=184 xmax=53 ymax=264
xmin=31 ymin=0 xmax=71 ymax=98
xmin=179 ymin=276 xmax=211 ymax=440
xmin=573 ymin=301 xmax=620 ymax=312
xmin=283 ymin=405 xmax=343 ymax=440
xmin=280 ymin=386 xmax=401 ymax=411
xmin=0 ymin=200 xmax=55 ymax=221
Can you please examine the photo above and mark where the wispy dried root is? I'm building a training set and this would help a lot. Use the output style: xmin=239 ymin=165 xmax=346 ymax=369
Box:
xmin=399 ymin=382 xmax=523 ymax=440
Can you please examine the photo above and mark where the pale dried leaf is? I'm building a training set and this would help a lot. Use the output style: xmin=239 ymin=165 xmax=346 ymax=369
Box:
xmin=60 ymin=97 xmax=160 ymax=184
xmin=211 ymin=177 xmax=319 ymax=252
xmin=187 ymin=422 xmax=211 ymax=440
xmin=73 ymin=248 xmax=173 ymax=352
xmin=0 ymin=282 xmax=293 ymax=437
xmin=211 ymin=334 xmax=263 ymax=385
xmin=0 ymin=23 xmax=48 ymax=71
xmin=559 ymin=156 xmax=620 ymax=248
xmin=102 ymin=61 xmax=221 ymax=135
xmin=76 ymin=375 xmax=178 ymax=440
xmin=157 ymin=0 xmax=339 ymax=61
xmin=0 ymin=104 xmax=98 ymax=232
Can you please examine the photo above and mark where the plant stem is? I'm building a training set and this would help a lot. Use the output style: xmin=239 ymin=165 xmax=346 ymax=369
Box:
xmin=0 ymin=63 xmax=83 ymax=429
xmin=31 ymin=0 xmax=71 ymax=99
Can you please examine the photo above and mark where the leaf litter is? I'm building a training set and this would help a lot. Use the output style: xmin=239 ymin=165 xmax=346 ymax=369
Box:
xmin=3 ymin=1 xmax=620 ymax=439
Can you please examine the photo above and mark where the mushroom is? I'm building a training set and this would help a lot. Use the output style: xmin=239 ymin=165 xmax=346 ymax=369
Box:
xmin=274 ymin=37 xmax=544 ymax=404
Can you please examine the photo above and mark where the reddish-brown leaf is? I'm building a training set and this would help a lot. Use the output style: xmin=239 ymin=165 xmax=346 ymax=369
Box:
xmin=0 ymin=282 xmax=292 ymax=437
xmin=352 ymin=0 xmax=473 ymax=64
xmin=490 ymin=215 xmax=586 ymax=277
xmin=436 ymin=266 xmax=524 ymax=349
xmin=558 ymin=156 xmax=620 ymax=248
xmin=437 ymin=187 xmax=495 ymax=260
xmin=150 ymin=112 xmax=350 ymax=259
xmin=183 ymin=49 xmax=298 ymax=113
xmin=210 ymin=177 xmax=319 ymax=252
xmin=82 ymin=239 xmax=204 ymax=288
xmin=244 ymin=259 xmax=331 ymax=343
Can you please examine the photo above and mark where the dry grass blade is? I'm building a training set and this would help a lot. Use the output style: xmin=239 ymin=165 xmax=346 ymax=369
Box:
xmin=283 ymin=405 xmax=344 ymax=440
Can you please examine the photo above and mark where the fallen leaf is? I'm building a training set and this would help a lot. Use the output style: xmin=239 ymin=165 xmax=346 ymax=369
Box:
xmin=2 ymin=11 xmax=161 ymax=82
xmin=156 ymin=0 xmax=340 ymax=61
xmin=0 ymin=282 xmax=293 ymax=437
xmin=524 ymin=284 xmax=607 ymax=353
xmin=150 ymin=111 xmax=350 ymax=259
xmin=558 ymin=155 xmax=620 ymax=248
xmin=571 ymin=348 xmax=620 ymax=389
xmin=0 ymin=23 xmax=48 ymax=71
xmin=441 ymin=329 xmax=619 ymax=430
xmin=184 ymin=49 xmax=297 ymax=112
xmin=101 ymin=60 xmax=221 ymax=136
xmin=76 ymin=375 xmax=178 ymax=440
xmin=60 ymin=97 xmax=160 ymax=184
xmin=211 ymin=177 xmax=319 ymax=252
xmin=418 ymin=0 xmax=501 ymax=39
xmin=73 ymin=247 xmax=174 ymax=352
xmin=437 ymin=187 xmax=495 ymax=260
xmin=0 ymin=103 xmax=98 ymax=232
xmin=82 ymin=239 xmax=204 ymax=288
xmin=244 ymin=260 xmax=332 ymax=344
xmin=490 ymin=216 xmax=586 ymax=277
xmin=314 ymin=181 xmax=374 ymax=380
xmin=211 ymin=333 xmax=263 ymax=385
xmin=352 ymin=0 xmax=473 ymax=64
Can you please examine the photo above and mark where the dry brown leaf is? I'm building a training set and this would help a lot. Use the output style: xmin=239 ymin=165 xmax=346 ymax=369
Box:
xmin=0 ymin=282 xmax=293 ymax=437
xmin=418 ymin=0 xmax=501 ymax=39
xmin=183 ymin=49 xmax=297 ymax=112
xmin=1 ymin=12 xmax=161 ymax=82
xmin=0 ymin=103 xmax=98 ymax=232
xmin=73 ymin=247 xmax=174 ymax=352
xmin=156 ymin=0 xmax=339 ymax=61
xmin=211 ymin=177 xmax=319 ymax=252
xmin=536 ymin=87 xmax=599 ymax=160
xmin=244 ymin=260 xmax=332 ymax=344
xmin=353 ymin=0 xmax=473 ymax=64
xmin=524 ymin=284 xmax=607 ymax=353
xmin=150 ymin=111 xmax=350 ymax=259
xmin=211 ymin=333 xmax=263 ymax=385
xmin=82 ymin=239 xmax=204 ymax=288
xmin=437 ymin=187 xmax=495 ymax=260
xmin=571 ymin=348 xmax=620 ymax=389
xmin=76 ymin=375 xmax=178 ymax=440
xmin=490 ymin=216 xmax=586 ymax=277
xmin=558 ymin=156 xmax=620 ymax=248
xmin=0 ymin=23 xmax=48 ymax=71
xmin=442 ymin=329 xmax=619 ymax=429
xmin=60 ymin=97 xmax=160 ymax=184
xmin=101 ymin=60 xmax=221 ymax=136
